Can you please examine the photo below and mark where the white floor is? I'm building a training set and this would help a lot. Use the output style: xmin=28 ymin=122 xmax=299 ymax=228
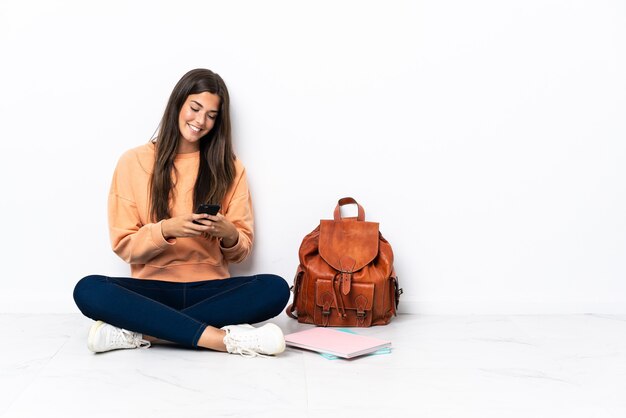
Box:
xmin=1 ymin=313 xmax=625 ymax=418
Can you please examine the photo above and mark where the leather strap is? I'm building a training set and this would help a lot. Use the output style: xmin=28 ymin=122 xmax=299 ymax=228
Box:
xmin=332 ymin=273 xmax=347 ymax=318
xmin=286 ymin=269 xmax=304 ymax=319
xmin=333 ymin=197 xmax=365 ymax=221
xmin=355 ymin=294 xmax=368 ymax=327
xmin=391 ymin=274 xmax=403 ymax=314
xmin=339 ymin=255 xmax=356 ymax=295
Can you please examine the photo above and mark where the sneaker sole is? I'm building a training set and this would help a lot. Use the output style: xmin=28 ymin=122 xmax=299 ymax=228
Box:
xmin=87 ymin=320 xmax=106 ymax=352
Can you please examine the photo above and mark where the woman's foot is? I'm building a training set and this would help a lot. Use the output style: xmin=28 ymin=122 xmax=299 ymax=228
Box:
xmin=221 ymin=323 xmax=285 ymax=357
xmin=87 ymin=320 xmax=151 ymax=353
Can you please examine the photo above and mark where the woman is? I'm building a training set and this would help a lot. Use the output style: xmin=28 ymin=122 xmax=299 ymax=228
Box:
xmin=73 ymin=68 xmax=290 ymax=357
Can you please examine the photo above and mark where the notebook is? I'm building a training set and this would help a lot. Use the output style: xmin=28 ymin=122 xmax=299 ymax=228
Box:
xmin=284 ymin=327 xmax=392 ymax=359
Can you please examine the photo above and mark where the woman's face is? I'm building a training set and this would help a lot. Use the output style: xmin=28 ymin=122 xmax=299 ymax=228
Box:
xmin=177 ymin=92 xmax=221 ymax=153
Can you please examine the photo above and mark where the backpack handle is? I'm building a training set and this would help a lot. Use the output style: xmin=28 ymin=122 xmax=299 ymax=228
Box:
xmin=333 ymin=197 xmax=365 ymax=221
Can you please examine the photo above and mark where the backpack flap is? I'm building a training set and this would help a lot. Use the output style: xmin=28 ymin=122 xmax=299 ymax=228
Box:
xmin=318 ymin=219 xmax=380 ymax=294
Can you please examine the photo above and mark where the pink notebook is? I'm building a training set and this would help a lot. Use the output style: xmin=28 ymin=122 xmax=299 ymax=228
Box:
xmin=284 ymin=327 xmax=392 ymax=359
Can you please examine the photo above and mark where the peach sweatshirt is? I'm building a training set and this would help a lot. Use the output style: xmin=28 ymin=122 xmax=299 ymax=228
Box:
xmin=108 ymin=142 xmax=254 ymax=282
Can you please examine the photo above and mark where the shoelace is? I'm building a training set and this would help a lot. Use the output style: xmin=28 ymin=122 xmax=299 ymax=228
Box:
xmin=224 ymin=332 xmax=269 ymax=358
xmin=114 ymin=328 xmax=151 ymax=349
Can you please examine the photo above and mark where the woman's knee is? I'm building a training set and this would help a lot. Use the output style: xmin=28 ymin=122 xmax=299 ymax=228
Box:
xmin=258 ymin=274 xmax=291 ymax=311
xmin=73 ymin=274 xmax=106 ymax=316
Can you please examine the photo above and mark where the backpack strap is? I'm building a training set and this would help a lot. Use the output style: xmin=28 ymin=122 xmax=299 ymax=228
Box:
xmin=286 ymin=268 xmax=304 ymax=319
xmin=391 ymin=272 xmax=403 ymax=314
xmin=333 ymin=197 xmax=365 ymax=221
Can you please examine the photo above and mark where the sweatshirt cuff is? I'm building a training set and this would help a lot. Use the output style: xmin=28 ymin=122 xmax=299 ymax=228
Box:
xmin=220 ymin=230 xmax=244 ymax=254
xmin=152 ymin=221 xmax=176 ymax=248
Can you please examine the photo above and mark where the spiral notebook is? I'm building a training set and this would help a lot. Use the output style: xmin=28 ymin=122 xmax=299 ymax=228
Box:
xmin=284 ymin=327 xmax=392 ymax=359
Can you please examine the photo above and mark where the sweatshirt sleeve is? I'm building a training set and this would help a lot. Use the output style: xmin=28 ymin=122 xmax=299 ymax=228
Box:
xmin=219 ymin=163 xmax=254 ymax=264
xmin=108 ymin=152 xmax=173 ymax=264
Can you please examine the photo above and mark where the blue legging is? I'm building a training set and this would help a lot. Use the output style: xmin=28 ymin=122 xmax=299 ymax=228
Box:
xmin=73 ymin=274 xmax=290 ymax=348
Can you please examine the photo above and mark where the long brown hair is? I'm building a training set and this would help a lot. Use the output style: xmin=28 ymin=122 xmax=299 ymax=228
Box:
xmin=149 ymin=69 xmax=235 ymax=222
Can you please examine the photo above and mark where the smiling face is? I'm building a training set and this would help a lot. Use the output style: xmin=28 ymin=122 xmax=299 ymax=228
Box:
xmin=177 ymin=92 xmax=221 ymax=153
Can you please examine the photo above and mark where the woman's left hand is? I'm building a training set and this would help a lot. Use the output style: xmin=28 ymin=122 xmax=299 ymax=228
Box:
xmin=197 ymin=214 xmax=239 ymax=248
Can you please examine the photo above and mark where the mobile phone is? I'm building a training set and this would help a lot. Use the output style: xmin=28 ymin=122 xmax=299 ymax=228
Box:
xmin=193 ymin=203 xmax=221 ymax=224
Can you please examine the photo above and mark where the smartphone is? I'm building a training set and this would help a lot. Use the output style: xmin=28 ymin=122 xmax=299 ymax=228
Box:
xmin=193 ymin=203 xmax=221 ymax=224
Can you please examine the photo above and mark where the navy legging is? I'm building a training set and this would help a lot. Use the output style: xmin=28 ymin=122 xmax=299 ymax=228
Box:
xmin=73 ymin=274 xmax=290 ymax=348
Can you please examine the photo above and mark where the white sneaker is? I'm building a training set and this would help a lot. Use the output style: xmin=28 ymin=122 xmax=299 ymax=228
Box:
xmin=87 ymin=320 xmax=151 ymax=353
xmin=222 ymin=323 xmax=285 ymax=357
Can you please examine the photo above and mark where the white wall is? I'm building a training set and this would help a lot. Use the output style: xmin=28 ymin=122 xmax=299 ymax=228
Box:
xmin=1 ymin=0 xmax=624 ymax=314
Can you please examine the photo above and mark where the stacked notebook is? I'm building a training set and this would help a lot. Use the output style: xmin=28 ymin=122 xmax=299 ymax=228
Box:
xmin=284 ymin=327 xmax=392 ymax=359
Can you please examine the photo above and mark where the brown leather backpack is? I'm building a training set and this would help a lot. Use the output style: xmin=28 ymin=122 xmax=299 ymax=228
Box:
xmin=286 ymin=197 xmax=402 ymax=327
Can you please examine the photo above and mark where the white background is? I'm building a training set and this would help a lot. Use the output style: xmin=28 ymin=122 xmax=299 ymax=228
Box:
xmin=0 ymin=0 xmax=624 ymax=314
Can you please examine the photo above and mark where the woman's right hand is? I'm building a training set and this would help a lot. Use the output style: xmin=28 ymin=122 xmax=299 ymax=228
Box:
xmin=160 ymin=213 xmax=210 ymax=239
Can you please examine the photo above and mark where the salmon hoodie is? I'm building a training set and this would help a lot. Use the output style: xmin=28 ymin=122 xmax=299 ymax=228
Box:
xmin=108 ymin=142 xmax=253 ymax=282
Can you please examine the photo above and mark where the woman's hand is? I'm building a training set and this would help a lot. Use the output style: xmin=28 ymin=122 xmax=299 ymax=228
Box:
xmin=199 ymin=213 xmax=239 ymax=247
xmin=161 ymin=213 xmax=239 ymax=247
xmin=160 ymin=213 xmax=208 ymax=239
